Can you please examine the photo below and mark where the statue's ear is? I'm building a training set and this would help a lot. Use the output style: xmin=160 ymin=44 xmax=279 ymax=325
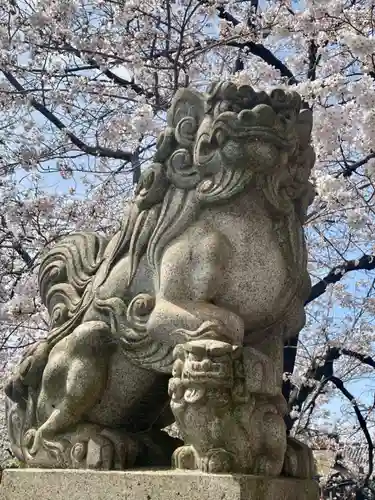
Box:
xmin=167 ymin=88 xmax=206 ymax=147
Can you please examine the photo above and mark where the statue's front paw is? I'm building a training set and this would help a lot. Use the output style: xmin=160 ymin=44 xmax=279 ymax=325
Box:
xmin=22 ymin=428 xmax=66 ymax=467
xmin=201 ymin=448 xmax=233 ymax=473
xmin=26 ymin=428 xmax=44 ymax=456
xmin=172 ymin=445 xmax=197 ymax=470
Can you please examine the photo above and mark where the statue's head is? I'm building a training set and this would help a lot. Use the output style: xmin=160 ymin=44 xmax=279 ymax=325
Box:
xmin=134 ymin=81 xmax=315 ymax=222
xmin=173 ymin=340 xmax=240 ymax=389
xmin=169 ymin=340 xmax=240 ymax=411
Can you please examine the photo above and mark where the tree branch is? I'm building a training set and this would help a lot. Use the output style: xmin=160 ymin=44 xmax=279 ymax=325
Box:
xmin=31 ymin=37 xmax=156 ymax=101
xmin=226 ymin=41 xmax=298 ymax=84
xmin=329 ymin=375 xmax=374 ymax=483
xmin=1 ymin=70 xmax=134 ymax=161
xmin=307 ymin=39 xmax=319 ymax=81
xmin=0 ymin=215 xmax=33 ymax=270
xmin=339 ymin=150 xmax=375 ymax=178
xmin=216 ymin=7 xmax=298 ymax=85
xmin=306 ymin=255 xmax=375 ymax=305
xmin=340 ymin=349 xmax=375 ymax=369
xmin=285 ymin=346 xmax=340 ymax=431
xmin=285 ymin=345 xmax=375 ymax=486
xmin=284 ymin=255 xmax=375 ymax=411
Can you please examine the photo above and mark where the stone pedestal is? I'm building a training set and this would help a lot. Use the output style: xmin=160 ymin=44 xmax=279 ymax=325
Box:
xmin=1 ymin=469 xmax=319 ymax=500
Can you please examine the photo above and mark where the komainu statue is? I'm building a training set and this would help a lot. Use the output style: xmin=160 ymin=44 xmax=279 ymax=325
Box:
xmin=5 ymin=81 xmax=316 ymax=476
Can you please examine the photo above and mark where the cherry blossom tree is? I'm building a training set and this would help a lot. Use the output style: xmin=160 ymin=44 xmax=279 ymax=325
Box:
xmin=0 ymin=0 xmax=375 ymax=490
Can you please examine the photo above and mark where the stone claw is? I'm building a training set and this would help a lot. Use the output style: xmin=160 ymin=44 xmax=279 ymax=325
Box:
xmin=28 ymin=429 xmax=44 ymax=456
xmin=172 ymin=445 xmax=197 ymax=470
xmin=201 ymin=448 xmax=233 ymax=474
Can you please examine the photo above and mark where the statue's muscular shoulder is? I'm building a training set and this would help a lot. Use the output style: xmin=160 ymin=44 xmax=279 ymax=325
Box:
xmin=159 ymin=223 xmax=231 ymax=302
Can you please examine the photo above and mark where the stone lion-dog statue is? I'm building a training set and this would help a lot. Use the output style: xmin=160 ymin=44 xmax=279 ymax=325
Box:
xmin=5 ymin=80 xmax=316 ymax=477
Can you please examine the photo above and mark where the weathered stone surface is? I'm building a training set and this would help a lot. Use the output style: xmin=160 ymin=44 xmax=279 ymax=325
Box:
xmin=0 ymin=469 xmax=319 ymax=500
xmin=4 ymin=80 xmax=316 ymax=477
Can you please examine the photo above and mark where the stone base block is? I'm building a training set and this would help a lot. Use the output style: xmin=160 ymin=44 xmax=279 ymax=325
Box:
xmin=0 ymin=469 xmax=319 ymax=500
